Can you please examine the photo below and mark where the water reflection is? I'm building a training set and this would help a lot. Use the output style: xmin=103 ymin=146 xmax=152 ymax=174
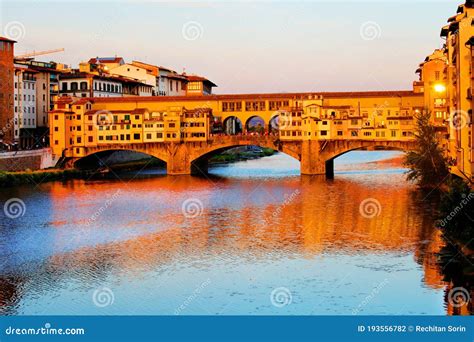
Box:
xmin=0 ymin=152 xmax=466 ymax=315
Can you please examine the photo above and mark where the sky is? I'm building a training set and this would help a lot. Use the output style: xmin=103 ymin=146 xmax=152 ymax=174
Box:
xmin=0 ymin=0 xmax=462 ymax=94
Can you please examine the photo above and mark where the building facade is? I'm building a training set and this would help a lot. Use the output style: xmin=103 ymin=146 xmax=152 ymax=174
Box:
xmin=13 ymin=65 xmax=38 ymax=149
xmin=0 ymin=36 xmax=16 ymax=147
xmin=436 ymin=0 xmax=474 ymax=181
xmin=49 ymin=91 xmax=423 ymax=160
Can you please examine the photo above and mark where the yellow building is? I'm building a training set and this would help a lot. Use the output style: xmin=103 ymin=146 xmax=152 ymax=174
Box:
xmin=49 ymin=91 xmax=423 ymax=161
xmin=437 ymin=1 xmax=474 ymax=181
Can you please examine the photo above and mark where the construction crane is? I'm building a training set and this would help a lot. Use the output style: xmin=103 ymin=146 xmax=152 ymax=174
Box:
xmin=15 ymin=48 xmax=65 ymax=60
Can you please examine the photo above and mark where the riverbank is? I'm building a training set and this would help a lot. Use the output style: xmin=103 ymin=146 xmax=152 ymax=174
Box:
xmin=0 ymin=149 xmax=277 ymax=187
xmin=209 ymin=147 xmax=275 ymax=164
xmin=0 ymin=168 xmax=88 ymax=187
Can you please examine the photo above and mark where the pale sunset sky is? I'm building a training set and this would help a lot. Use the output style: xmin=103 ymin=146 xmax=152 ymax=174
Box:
xmin=0 ymin=0 xmax=462 ymax=93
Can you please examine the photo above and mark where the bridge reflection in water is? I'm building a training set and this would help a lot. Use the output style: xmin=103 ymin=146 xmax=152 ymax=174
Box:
xmin=0 ymin=153 xmax=469 ymax=315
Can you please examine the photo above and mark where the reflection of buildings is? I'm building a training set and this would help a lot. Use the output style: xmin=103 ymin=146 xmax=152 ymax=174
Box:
xmin=0 ymin=173 xmax=456 ymax=313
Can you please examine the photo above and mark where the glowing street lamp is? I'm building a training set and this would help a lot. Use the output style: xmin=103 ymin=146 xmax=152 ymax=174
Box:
xmin=434 ymin=84 xmax=446 ymax=93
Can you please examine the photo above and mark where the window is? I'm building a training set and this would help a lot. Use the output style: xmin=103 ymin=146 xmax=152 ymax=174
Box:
xmin=88 ymin=136 xmax=93 ymax=143
xmin=269 ymin=100 xmax=289 ymax=110
xmin=80 ymin=82 xmax=88 ymax=90
xmin=351 ymin=131 xmax=358 ymax=137
xmin=320 ymin=131 xmax=327 ymax=136
xmin=245 ymin=101 xmax=266 ymax=111
xmin=71 ymin=82 xmax=78 ymax=91
xmin=337 ymin=131 xmax=343 ymax=136
xmin=54 ymin=127 xmax=58 ymax=132
xmin=133 ymin=133 xmax=140 ymax=140
xmin=146 ymin=133 xmax=152 ymax=139
xmin=222 ymin=101 xmax=242 ymax=112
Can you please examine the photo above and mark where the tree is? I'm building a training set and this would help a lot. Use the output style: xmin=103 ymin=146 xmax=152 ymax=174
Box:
xmin=404 ymin=111 xmax=449 ymax=188
xmin=438 ymin=178 xmax=474 ymax=248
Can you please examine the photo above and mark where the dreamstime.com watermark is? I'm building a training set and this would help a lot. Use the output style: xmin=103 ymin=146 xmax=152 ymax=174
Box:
xmin=4 ymin=323 xmax=85 ymax=336
xmin=86 ymin=190 xmax=122 ymax=226
xmin=181 ymin=198 xmax=204 ymax=218
xmin=261 ymin=189 xmax=300 ymax=226
xmin=92 ymin=287 xmax=115 ymax=308
xmin=447 ymin=287 xmax=471 ymax=308
xmin=439 ymin=193 xmax=474 ymax=228
xmin=359 ymin=21 xmax=381 ymax=41
xmin=3 ymin=198 xmax=26 ymax=219
xmin=182 ymin=21 xmax=203 ymax=41
xmin=359 ymin=198 xmax=382 ymax=219
xmin=174 ymin=278 xmax=211 ymax=315
xmin=270 ymin=287 xmax=293 ymax=308
xmin=352 ymin=278 xmax=390 ymax=315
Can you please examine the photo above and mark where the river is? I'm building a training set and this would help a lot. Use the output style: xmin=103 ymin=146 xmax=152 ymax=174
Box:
xmin=0 ymin=151 xmax=457 ymax=315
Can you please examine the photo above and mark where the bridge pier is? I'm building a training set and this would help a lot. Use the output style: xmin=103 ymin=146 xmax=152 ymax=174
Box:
xmin=300 ymin=140 xmax=327 ymax=176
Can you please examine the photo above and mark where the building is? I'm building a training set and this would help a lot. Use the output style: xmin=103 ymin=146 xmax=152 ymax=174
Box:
xmin=0 ymin=36 xmax=16 ymax=147
xmin=415 ymin=49 xmax=450 ymax=150
xmin=438 ymin=0 xmax=474 ymax=181
xmin=110 ymin=62 xmax=157 ymax=94
xmin=87 ymin=57 xmax=125 ymax=71
xmin=185 ymin=75 xmax=217 ymax=96
xmin=48 ymin=90 xmax=423 ymax=160
xmin=155 ymin=66 xmax=187 ymax=96
xmin=58 ymin=72 xmax=153 ymax=98
xmin=14 ymin=59 xmax=61 ymax=146
xmin=13 ymin=64 xmax=38 ymax=149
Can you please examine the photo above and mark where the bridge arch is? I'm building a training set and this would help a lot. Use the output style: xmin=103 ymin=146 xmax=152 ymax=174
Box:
xmin=314 ymin=140 xmax=416 ymax=178
xmin=189 ymin=136 xmax=301 ymax=175
xmin=245 ymin=115 xmax=266 ymax=134
xmin=223 ymin=116 xmax=243 ymax=135
xmin=269 ymin=114 xmax=279 ymax=133
xmin=72 ymin=146 xmax=169 ymax=170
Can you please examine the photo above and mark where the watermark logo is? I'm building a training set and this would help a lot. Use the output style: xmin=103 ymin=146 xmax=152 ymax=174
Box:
xmin=448 ymin=287 xmax=470 ymax=308
xmin=360 ymin=21 xmax=381 ymax=41
xmin=181 ymin=198 xmax=204 ymax=218
xmin=3 ymin=198 xmax=26 ymax=219
xmin=261 ymin=189 xmax=300 ymax=226
xmin=439 ymin=193 xmax=474 ymax=227
xmin=182 ymin=21 xmax=203 ymax=41
xmin=3 ymin=21 xmax=26 ymax=40
xmin=352 ymin=278 xmax=389 ymax=315
xmin=271 ymin=110 xmax=293 ymax=131
xmin=92 ymin=287 xmax=115 ymax=308
xmin=86 ymin=190 xmax=122 ymax=226
xmin=174 ymin=278 xmax=211 ymax=315
xmin=359 ymin=198 xmax=381 ymax=219
xmin=94 ymin=110 xmax=115 ymax=129
xmin=449 ymin=110 xmax=470 ymax=131
xmin=270 ymin=287 xmax=292 ymax=308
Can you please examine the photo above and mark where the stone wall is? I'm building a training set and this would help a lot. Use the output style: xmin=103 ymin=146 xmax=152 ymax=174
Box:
xmin=0 ymin=148 xmax=57 ymax=172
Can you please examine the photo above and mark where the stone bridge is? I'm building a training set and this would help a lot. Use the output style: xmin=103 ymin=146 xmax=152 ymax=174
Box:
xmin=70 ymin=135 xmax=416 ymax=177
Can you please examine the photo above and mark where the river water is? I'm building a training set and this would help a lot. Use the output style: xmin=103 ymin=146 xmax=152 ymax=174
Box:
xmin=0 ymin=151 xmax=455 ymax=315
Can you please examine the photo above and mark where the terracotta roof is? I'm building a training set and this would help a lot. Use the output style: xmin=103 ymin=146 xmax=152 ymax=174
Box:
xmin=0 ymin=36 xmax=16 ymax=43
xmin=76 ymin=90 xmax=419 ymax=104
xmin=185 ymin=75 xmax=217 ymax=87
xmin=88 ymin=57 xmax=124 ymax=64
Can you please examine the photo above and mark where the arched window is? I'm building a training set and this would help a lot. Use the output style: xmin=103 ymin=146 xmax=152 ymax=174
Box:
xmin=71 ymin=82 xmax=78 ymax=91
xmin=80 ymin=82 xmax=88 ymax=90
